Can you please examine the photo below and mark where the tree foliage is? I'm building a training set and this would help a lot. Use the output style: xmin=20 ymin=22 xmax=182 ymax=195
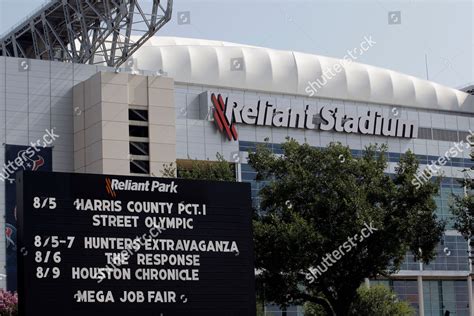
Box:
xmin=303 ymin=285 xmax=415 ymax=316
xmin=450 ymin=152 xmax=474 ymax=239
xmin=248 ymin=140 xmax=444 ymax=315
xmin=162 ymin=153 xmax=235 ymax=182
xmin=349 ymin=285 xmax=415 ymax=316
xmin=451 ymin=192 xmax=474 ymax=238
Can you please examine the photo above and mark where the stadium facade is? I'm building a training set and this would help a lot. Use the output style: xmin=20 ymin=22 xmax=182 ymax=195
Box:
xmin=0 ymin=36 xmax=474 ymax=315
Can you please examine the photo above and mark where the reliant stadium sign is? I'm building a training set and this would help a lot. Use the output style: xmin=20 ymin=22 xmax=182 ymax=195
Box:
xmin=210 ymin=93 xmax=418 ymax=141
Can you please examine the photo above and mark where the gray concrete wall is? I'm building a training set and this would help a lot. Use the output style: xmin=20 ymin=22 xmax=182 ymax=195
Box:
xmin=0 ymin=56 xmax=108 ymax=288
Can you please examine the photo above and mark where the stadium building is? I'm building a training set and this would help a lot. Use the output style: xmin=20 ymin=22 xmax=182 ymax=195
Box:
xmin=0 ymin=5 xmax=474 ymax=315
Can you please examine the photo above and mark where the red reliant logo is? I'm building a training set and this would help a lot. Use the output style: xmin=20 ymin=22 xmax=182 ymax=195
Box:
xmin=211 ymin=93 xmax=238 ymax=141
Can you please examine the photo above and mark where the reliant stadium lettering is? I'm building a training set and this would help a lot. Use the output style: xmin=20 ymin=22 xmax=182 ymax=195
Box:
xmin=212 ymin=93 xmax=418 ymax=139
xmin=224 ymin=99 xmax=317 ymax=129
xmin=319 ymin=107 xmax=417 ymax=138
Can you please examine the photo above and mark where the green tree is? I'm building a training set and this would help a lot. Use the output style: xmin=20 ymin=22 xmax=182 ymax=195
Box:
xmin=303 ymin=301 xmax=327 ymax=316
xmin=451 ymin=152 xmax=474 ymax=239
xmin=162 ymin=153 xmax=235 ymax=181
xmin=451 ymin=189 xmax=474 ymax=238
xmin=303 ymin=285 xmax=415 ymax=316
xmin=256 ymin=300 xmax=265 ymax=316
xmin=349 ymin=285 xmax=415 ymax=316
xmin=248 ymin=140 xmax=444 ymax=315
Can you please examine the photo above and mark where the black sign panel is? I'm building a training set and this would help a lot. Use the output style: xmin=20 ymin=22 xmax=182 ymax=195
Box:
xmin=17 ymin=171 xmax=255 ymax=316
xmin=5 ymin=144 xmax=52 ymax=291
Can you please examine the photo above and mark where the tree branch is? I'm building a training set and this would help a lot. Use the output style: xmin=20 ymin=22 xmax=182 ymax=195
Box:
xmin=294 ymin=292 xmax=335 ymax=316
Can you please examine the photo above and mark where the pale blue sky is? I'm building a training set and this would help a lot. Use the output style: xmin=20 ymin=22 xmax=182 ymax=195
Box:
xmin=0 ymin=0 xmax=472 ymax=89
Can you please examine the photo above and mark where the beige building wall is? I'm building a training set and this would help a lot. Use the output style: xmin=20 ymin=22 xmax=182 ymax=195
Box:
xmin=148 ymin=76 xmax=176 ymax=176
xmin=73 ymin=72 xmax=176 ymax=176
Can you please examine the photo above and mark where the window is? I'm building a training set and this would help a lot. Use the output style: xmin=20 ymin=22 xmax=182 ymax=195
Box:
xmin=392 ymin=280 xmax=419 ymax=311
xmin=432 ymin=129 xmax=458 ymax=142
xmin=418 ymin=127 xmax=432 ymax=140
xmin=129 ymin=125 xmax=149 ymax=138
xmin=130 ymin=160 xmax=149 ymax=174
xmin=129 ymin=142 xmax=149 ymax=156
xmin=129 ymin=109 xmax=148 ymax=121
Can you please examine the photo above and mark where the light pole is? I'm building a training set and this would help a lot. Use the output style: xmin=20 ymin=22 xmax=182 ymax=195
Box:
xmin=418 ymin=248 xmax=425 ymax=316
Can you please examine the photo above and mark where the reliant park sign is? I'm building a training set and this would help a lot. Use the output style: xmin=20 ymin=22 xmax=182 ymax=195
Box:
xmin=17 ymin=171 xmax=255 ymax=316
xmin=209 ymin=93 xmax=418 ymax=141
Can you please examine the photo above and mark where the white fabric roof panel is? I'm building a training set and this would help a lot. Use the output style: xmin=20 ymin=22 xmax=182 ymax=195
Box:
xmin=131 ymin=36 xmax=474 ymax=113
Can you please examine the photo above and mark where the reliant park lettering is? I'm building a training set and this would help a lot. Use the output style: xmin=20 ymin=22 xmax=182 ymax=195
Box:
xmin=221 ymin=96 xmax=417 ymax=139
xmin=110 ymin=179 xmax=178 ymax=193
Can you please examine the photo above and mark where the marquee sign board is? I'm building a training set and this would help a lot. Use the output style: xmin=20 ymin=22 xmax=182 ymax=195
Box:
xmin=17 ymin=171 xmax=255 ymax=316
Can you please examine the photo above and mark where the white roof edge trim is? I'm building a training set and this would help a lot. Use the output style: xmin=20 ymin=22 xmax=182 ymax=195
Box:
xmin=130 ymin=36 xmax=474 ymax=113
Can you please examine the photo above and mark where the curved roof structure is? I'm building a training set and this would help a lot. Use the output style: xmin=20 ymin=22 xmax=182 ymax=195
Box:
xmin=131 ymin=36 xmax=474 ymax=113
